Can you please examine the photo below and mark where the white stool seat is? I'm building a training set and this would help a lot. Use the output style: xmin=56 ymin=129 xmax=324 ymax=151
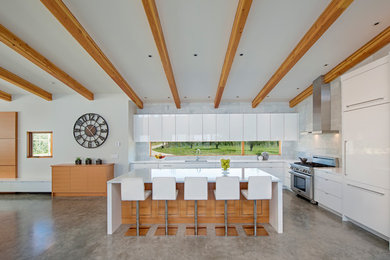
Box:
xmin=153 ymin=177 xmax=178 ymax=200
xmin=184 ymin=177 xmax=208 ymax=201
xmin=215 ymin=176 xmax=240 ymax=200
xmin=241 ymin=176 xmax=272 ymax=200
xmin=122 ymin=178 xmax=151 ymax=201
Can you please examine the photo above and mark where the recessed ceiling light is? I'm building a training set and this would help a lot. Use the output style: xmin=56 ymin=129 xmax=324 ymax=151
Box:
xmin=184 ymin=96 xmax=187 ymax=99
xmin=144 ymin=97 xmax=147 ymax=99
xmin=266 ymin=95 xmax=270 ymax=98
xmin=297 ymin=88 xmax=300 ymax=90
xmin=148 ymin=54 xmax=152 ymax=58
xmin=167 ymin=97 xmax=170 ymax=99
xmin=193 ymin=54 xmax=198 ymax=57
xmin=373 ymin=21 xmax=380 ymax=26
xmin=208 ymin=96 xmax=211 ymax=98
xmin=239 ymin=53 xmax=244 ymax=56
xmin=324 ymin=64 xmax=328 ymax=67
xmin=51 ymin=82 xmax=55 ymax=85
xmin=236 ymin=96 xmax=239 ymax=98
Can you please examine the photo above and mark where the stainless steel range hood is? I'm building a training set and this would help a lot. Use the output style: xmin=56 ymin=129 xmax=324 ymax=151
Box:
xmin=301 ymin=76 xmax=339 ymax=135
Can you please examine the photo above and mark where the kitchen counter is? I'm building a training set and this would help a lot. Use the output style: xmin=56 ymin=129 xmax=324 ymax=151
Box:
xmin=130 ymin=159 xmax=293 ymax=164
xmin=107 ymin=167 xmax=283 ymax=235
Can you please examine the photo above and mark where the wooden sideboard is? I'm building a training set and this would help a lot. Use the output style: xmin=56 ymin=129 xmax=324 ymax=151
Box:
xmin=51 ymin=163 xmax=114 ymax=197
xmin=0 ymin=112 xmax=18 ymax=178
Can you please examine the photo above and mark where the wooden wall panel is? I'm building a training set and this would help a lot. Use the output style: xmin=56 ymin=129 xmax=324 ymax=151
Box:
xmin=0 ymin=112 xmax=17 ymax=139
xmin=0 ymin=112 xmax=17 ymax=178
xmin=0 ymin=166 xmax=16 ymax=178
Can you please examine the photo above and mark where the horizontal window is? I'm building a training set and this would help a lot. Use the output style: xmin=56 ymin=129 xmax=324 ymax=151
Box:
xmin=27 ymin=132 xmax=53 ymax=158
xmin=150 ymin=141 xmax=280 ymax=156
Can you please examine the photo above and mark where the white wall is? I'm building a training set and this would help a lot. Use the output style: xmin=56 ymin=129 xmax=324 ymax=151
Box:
xmin=0 ymin=93 xmax=132 ymax=180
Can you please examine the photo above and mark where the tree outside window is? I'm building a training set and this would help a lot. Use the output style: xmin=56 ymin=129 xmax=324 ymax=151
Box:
xmin=27 ymin=132 xmax=53 ymax=158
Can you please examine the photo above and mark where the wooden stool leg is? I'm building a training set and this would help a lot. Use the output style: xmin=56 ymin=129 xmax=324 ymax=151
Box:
xmin=165 ymin=200 xmax=168 ymax=236
xmin=254 ymin=200 xmax=257 ymax=237
xmin=136 ymin=201 xmax=140 ymax=236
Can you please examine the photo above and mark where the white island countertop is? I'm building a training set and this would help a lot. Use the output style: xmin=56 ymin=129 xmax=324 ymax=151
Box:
xmin=108 ymin=168 xmax=281 ymax=184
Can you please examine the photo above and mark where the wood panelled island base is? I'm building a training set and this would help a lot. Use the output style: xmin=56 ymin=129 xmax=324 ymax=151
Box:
xmin=51 ymin=164 xmax=114 ymax=197
xmin=107 ymin=168 xmax=283 ymax=235
xmin=122 ymin=183 xmax=269 ymax=225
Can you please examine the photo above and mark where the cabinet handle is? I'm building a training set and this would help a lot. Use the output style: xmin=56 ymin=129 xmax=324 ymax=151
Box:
xmin=347 ymin=184 xmax=385 ymax=196
xmin=343 ymin=140 xmax=347 ymax=176
xmin=346 ymin=97 xmax=384 ymax=108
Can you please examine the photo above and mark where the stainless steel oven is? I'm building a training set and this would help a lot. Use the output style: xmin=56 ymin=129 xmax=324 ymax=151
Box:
xmin=290 ymin=171 xmax=313 ymax=202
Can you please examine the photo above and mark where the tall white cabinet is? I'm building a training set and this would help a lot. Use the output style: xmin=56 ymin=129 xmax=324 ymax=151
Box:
xmin=341 ymin=54 xmax=390 ymax=238
xmin=216 ymin=114 xmax=230 ymax=141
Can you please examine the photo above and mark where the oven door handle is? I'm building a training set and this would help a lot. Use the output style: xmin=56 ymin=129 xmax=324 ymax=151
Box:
xmin=289 ymin=171 xmax=311 ymax=179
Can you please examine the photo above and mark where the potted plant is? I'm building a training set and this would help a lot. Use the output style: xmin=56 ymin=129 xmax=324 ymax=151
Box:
xmin=220 ymin=159 xmax=230 ymax=174
xmin=96 ymin=158 xmax=102 ymax=165
xmin=75 ymin=157 xmax=82 ymax=165
xmin=85 ymin=158 xmax=92 ymax=165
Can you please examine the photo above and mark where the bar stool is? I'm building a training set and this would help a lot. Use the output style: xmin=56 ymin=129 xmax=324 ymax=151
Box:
xmin=214 ymin=176 xmax=240 ymax=236
xmin=121 ymin=178 xmax=151 ymax=236
xmin=184 ymin=177 xmax=208 ymax=236
xmin=152 ymin=177 xmax=178 ymax=236
xmin=241 ymin=176 xmax=272 ymax=236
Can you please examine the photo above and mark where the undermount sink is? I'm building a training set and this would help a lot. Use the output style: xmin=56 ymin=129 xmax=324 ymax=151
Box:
xmin=184 ymin=159 xmax=208 ymax=163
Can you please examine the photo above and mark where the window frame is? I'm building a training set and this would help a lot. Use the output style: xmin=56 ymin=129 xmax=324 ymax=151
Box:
xmin=149 ymin=141 xmax=281 ymax=157
xmin=27 ymin=131 xmax=53 ymax=158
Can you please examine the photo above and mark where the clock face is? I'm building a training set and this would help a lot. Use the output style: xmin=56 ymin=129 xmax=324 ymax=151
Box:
xmin=73 ymin=113 xmax=109 ymax=148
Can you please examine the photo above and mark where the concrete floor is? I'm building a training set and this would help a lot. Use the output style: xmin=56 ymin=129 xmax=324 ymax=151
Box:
xmin=0 ymin=191 xmax=389 ymax=260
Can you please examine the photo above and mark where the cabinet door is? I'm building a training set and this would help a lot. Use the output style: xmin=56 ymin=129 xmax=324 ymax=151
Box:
xmin=216 ymin=114 xmax=229 ymax=141
xmin=257 ymin=114 xmax=270 ymax=141
xmin=270 ymin=114 xmax=284 ymax=141
xmin=175 ymin=115 xmax=189 ymax=141
xmin=134 ymin=115 xmax=149 ymax=142
xmin=52 ymin=167 xmax=70 ymax=192
xmin=243 ymin=114 xmax=257 ymax=141
xmin=0 ymin=139 xmax=16 ymax=165
xmin=344 ymin=181 xmax=389 ymax=237
xmin=0 ymin=112 xmax=17 ymax=139
xmin=149 ymin=115 xmax=162 ymax=142
xmin=342 ymin=57 xmax=389 ymax=111
xmin=87 ymin=167 xmax=107 ymax=193
xmin=284 ymin=114 xmax=298 ymax=141
xmin=162 ymin=115 xmax=175 ymax=141
xmin=202 ymin=114 xmax=217 ymax=141
xmin=70 ymin=167 xmax=88 ymax=192
xmin=189 ymin=114 xmax=203 ymax=142
xmin=229 ymin=114 xmax=243 ymax=141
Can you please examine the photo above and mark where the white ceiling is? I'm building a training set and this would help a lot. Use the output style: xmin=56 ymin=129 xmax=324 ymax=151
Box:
xmin=0 ymin=0 xmax=389 ymax=105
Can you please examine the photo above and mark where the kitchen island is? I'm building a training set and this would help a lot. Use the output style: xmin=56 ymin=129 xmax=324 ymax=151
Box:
xmin=107 ymin=168 xmax=283 ymax=235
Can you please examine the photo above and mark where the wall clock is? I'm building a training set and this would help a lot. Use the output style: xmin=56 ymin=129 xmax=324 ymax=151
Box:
xmin=73 ymin=113 xmax=109 ymax=148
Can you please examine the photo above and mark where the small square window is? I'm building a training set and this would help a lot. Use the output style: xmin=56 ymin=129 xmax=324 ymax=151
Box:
xmin=27 ymin=132 xmax=53 ymax=158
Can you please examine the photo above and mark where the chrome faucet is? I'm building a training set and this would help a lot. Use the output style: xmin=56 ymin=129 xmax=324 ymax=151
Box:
xmin=196 ymin=149 xmax=201 ymax=161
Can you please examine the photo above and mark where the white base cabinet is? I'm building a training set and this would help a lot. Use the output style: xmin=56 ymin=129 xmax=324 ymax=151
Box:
xmin=343 ymin=180 xmax=389 ymax=237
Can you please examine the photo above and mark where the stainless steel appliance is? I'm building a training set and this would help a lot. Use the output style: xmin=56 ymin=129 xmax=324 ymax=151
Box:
xmin=290 ymin=155 xmax=338 ymax=203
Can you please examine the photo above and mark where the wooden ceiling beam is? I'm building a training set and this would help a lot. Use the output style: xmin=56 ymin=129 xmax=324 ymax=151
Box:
xmin=142 ymin=0 xmax=181 ymax=109
xmin=40 ymin=0 xmax=143 ymax=108
xmin=0 ymin=67 xmax=52 ymax=101
xmin=214 ymin=0 xmax=253 ymax=108
xmin=0 ymin=24 xmax=94 ymax=100
xmin=0 ymin=89 xmax=12 ymax=101
xmin=290 ymin=26 xmax=390 ymax=108
xmin=252 ymin=0 xmax=353 ymax=108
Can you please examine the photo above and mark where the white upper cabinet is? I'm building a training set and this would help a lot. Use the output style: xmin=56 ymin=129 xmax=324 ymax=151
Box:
xmin=202 ymin=114 xmax=217 ymax=141
xmin=149 ymin=115 xmax=162 ymax=141
xmin=229 ymin=114 xmax=243 ymax=141
xmin=134 ymin=115 xmax=149 ymax=142
xmin=243 ymin=114 xmax=257 ymax=141
xmin=162 ymin=115 xmax=176 ymax=141
xmin=270 ymin=114 xmax=284 ymax=141
xmin=175 ymin=115 xmax=189 ymax=141
xmin=216 ymin=114 xmax=230 ymax=141
xmin=341 ymin=56 xmax=389 ymax=111
xmin=257 ymin=114 xmax=271 ymax=141
xmin=284 ymin=114 xmax=299 ymax=141
xmin=189 ymin=114 xmax=203 ymax=141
